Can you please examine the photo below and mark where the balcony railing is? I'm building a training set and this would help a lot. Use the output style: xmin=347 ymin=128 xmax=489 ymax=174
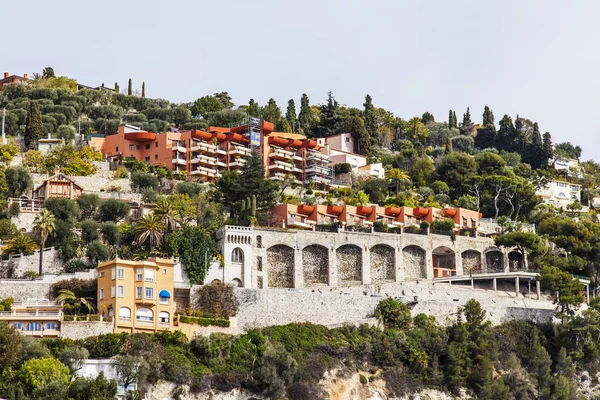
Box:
xmin=172 ymin=158 xmax=186 ymax=165
xmin=305 ymin=165 xmax=331 ymax=176
xmin=173 ymin=145 xmax=186 ymax=153
xmin=13 ymin=299 xmax=56 ymax=307
xmin=191 ymin=142 xmax=217 ymax=153
xmin=190 ymin=154 xmax=217 ymax=166
xmin=229 ymin=146 xmax=251 ymax=157
xmin=190 ymin=166 xmax=219 ymax=178
xmin=269 ymin=148 xmax=294 ymax=160
xmin=0 ymin=311 xmax=62 ymax=319
xmin=268 ymin=160 xmax=295 ymax=172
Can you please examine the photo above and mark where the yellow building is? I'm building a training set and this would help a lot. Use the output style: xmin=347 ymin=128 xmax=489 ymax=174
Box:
xmin=0 ymin=299 xmax=62 ymax=337
xmin=97 ymin=258 xmax=176 ymax=334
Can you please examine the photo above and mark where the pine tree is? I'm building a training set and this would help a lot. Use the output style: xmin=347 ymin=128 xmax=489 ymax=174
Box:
xmin=24 ymin=101 xmax=44 ymax=150
xmin=422 ymin=111 xmax=434 ymax=125
xmin=248 ymin=99 xmax=260 ymax=117
xmin=474 ymin=125 xmax=496 ymax=150
xmin=542 ymin=132 xmax=553 ymax=168
xmin=363 ymin=94 xmax=377 ymax=141
xmin=141 ymin=82 xmax=145 ymax=98
xmin=261 ymin=98 xmax=282 ymax=127
xmin=127 ymin=78 xmax=132 ymax=95
xmin=314 ymin=91 xmax=339 ymax=137
xmin=298 ymin=94 xmax=312 ymax=135
xmin=285 ymin=99 xmax=297 ymax=132
xmin=460 ymin=107 xmax=474 ymax=136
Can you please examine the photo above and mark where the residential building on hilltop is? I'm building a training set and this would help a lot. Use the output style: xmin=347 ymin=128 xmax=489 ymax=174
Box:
xmin=0 ymin=299 xmax=62 ymax=338
xmin=536 ymin=180 xmax=583 ymax=210
xmin=317 ymin=133 xmax=385 ymax=179
xmin=0 ymin=71 xmax=32 ymax=88
xmin=549 ymin=157 xmax=584 ymax=178
xmin=97 ymin=258 xmax=176 ymax=334
xmin=90 ymin=120 xmax=333 ymax=188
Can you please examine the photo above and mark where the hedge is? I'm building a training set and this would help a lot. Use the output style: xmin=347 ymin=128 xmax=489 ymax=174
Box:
xmin=179 ymin=315 xmax=230 ymax=327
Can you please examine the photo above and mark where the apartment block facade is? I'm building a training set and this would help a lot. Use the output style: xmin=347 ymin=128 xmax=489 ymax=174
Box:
xmin=92 ymin=121 xmax=333 ymax=187
xmin=97 ymin=258 xmax=176 ymax=334
xmin=0 ymin=299 xmax=62 ymax=338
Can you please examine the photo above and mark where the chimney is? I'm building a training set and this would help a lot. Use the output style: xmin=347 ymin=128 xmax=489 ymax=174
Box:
xmin=3 ymin=72 xmax=8 ymax=79
xmin=23 ymin=73 xmax=28 ymax=79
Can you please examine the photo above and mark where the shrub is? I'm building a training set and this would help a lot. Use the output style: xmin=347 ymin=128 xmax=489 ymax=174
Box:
xmin=81 ymin=219 xmax=100 ymax=243
xmin=193 ymin=282 xmax=239 ymax=319
xmin=178 ymin=315 xmax=230 ymax=327
xmin=63 ymin=259 xmax=89 ymax=273
xmin=431 ymin=218 xmax=455 ymax=233
xmin=375 ymin=298 xmax=412 ymax=330
xmin=131 ymin=172 xmax=159 ymax=191
xmin=360 ymin=374 xmax=368 ymax=385
xmin=334 ymin=163 xmax=352 ymax=174
xmin=113 ymin=167 xmax=129 ymax=179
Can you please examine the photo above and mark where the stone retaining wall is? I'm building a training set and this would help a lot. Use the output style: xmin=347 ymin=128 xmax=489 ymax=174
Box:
xmin=60 ymin=321 xmax=114 ymax=339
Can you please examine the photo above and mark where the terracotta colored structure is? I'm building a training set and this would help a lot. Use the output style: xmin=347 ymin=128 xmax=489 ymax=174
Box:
xmin=0 ymin=72 xmax=31 ymax=88
xmin=93 ymin=122 xmax=332 ymax=186
xmin=33 ymin=173 xmax=83 ymax=201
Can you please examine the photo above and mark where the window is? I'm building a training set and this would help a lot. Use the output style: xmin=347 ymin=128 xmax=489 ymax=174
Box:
xmin=145 ymin=144 xmax=150 ymax=150
xmin=108 ymin=308 xmax=114 ymax=317
xmin=162 ymin=268 xmax=167 ymax=275
xmin=100 ymin=288 xmax=104 ymax=300
xmin=145 ymin=287 xmax=154 ymax=299
xmin=557 ymin=182 xmax=567 ymax=187
xmin=111 ymin=267 xmax=116 ymax=279
xmin=117 ymin=268 xmax=124 ymax=279
xmin=26 ymin=322 xmax=41 ymax=331
xmin=159 ymin=311 xmax=170 ymax=324
xmin=155 ymin=142 xmax=158 ymax=148
xmin=136 ymin=287 xmax=142 ymax=299
xmin=256 ymin=235 xmax=262 ymax=248
xmin=462 ymin=217 xmax=467 ymax=227
xmin=232 ymin=248 xmax=244 ymax=264
xmin=136 ymin=307 xmax=153 ymax=322
xmin=471 ymin=219 xmax=476 ymax=228
xmin=13 ymin=322 xmax=22 ymax=330
xmin=136 ymin=145 xmax=140 ymax=150
xmin=118 ymin=285 xmax=124 ymax=297
xmin=136 ymin=269 xmax=142 ymax=281
xmin=46 ymin=322 xmax=57 ymax=330
xmin=129 ymin=144 xmax=134 ymax=150
xmin=145 ymin=269 xmax=155 ymax=282
xmin=111 ymin=285 xmax=116 ymax=298
xmin=144 ymin=156 xmax=150 ymax=161
xmin=155 ymin=154 xmax=158 ymax=160
xmin=119 ymin=307 xmax=131 ymax=320
xmin=100 ymin=271 xmax=105 ymax=278
xmin=345 ymin=137 xmax=350 ymax=142
xmin=159 ymin=290 xmax=170 ymax=304
xmin=257 ymin=256 xmax=263 ymax=271
xmin=116 ymin=147 xmax=119 ymax=152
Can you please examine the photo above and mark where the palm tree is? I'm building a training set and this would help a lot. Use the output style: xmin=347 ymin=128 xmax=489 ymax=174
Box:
xmin=55 ymin=289 xmax=95 ymax=315
xmin=2 ymin=233 xmax=38 ymax=256
xmin=134 ymin=214 xmax=165 ymax=251
xmin=152 ymin=197 xmax=177 ymax=232
xmin=385 ymin=168 xmax=410 ymax=195
xmin=33 ymin=208 xmax=55 ymax=276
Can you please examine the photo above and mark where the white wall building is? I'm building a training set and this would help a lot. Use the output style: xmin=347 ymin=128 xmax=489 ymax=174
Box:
xmin=317 ymin=133 xmax=384 ymax=178
xmin=537 ymin=180 xmax=582 ymax=209
xmin=76 ymin=359 xmax=137 ymax=398
xmin=549 ymin=157 xmax=584 ymax=178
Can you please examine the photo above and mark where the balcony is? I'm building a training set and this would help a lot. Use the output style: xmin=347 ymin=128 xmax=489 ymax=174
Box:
xmin=308 ymin=175 xmax=332 ymax=185
xmin=190 ymin=141 xmax=217 ymax=154
xmin=13 ymin=299 xmax=57 ymax=308
xmin=190 ymin=154 xmax=217 ymax=166
xmin=172 ymin=158 xmax=186 ymax=165
xmin=287 ymin=216 xmax=316 ymax=229
xmin=173 ymin=145 xmax=186 ymax=153
xmin=229 ymin=159 xmax=248 ymax=168
xmin=0 ymin=311 xmax=62 ymax=320
xmin=306 ymin=151 xmax=330 ymax=162
xmin=190 ymin=166 xmax=219 ymax=178
xmin=134 ymin=297 xmax=156 ymax=305
xmin=305 ymin=165 xmax=331 ymax=176
xmin=20 ymin=329 xmax=60 ymax=337
xmin=269 ymin=148 xmax=294 ymax=160
xmin=268 ymin=160 xmax=295 ymax=173
xmin=269 ymin=172 xmax=299 ymax=182
xmin=229 ymin=146 xmax=252 ymax=157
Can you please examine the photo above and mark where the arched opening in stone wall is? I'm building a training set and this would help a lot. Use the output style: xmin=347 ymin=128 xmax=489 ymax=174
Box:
xmin=231 ymin=278 xmax=243 ymax=287
xmin=302 ymin=244 xmax=329 ymax=286
xmin=337 ymin=244 xmax=362 ymax=286
xmin=403 ymin=245 xmax=426 ymax=279
xmin=461 ymin=250 xmax=482 ymax=274
xmin=267 ymin=245 xmax=295 ymax=288
xmin=508 ymin=250 xmax=524 ymax=272
xmin=485 ymin=249 xmax=505 ymax=272
xmin=432 ymin=246 xmax=456 ymax=277
xmin=370 ymin=244 xmax=395 ymax=284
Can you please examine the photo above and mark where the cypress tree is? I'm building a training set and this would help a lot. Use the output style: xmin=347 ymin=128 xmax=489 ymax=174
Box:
xmin=24 ymin=101 xmax=44 ymax=150
xmin=482 ymin=106 xmax=494 ymax=126
xmin=460 ymin=107 xmax=474 ymax=136
xmin=527 ymin=122 xmax=543 ymax=169
xmin=141 ymin=82 xmax=145 ymax=98
xmin=495 ymin=115 xmax=514 ymax=152
xmin=363 ymin=94 xmax=377 ymax=141
xmin=114 ymin=82 xmax=119 ymax=93
xmin=298 ymin=94 xmax=312 ymax=135
xmin=127 ymin=78 xmax=132 ymax=95
xmin=452 ymin=111 xmax=457 ymax=129
xmin=445 ymin=136 xmax=453 ymax=154
xmin=542 ymin=132 xmax=553 ymax=168
xmin=248 ymin=99 xmax=260 ymax=118
xmin=285 ymin=99 xmax=297 ymax=132
xmin=448 ymin=109 xmax=454 ymax=129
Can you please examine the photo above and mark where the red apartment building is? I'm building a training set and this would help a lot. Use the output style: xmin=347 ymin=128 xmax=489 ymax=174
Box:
xmin=90 ymin=121 xmax=332 ymax=186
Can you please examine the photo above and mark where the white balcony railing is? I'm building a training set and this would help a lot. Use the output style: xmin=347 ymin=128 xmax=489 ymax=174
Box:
xmin=190 ymin=142 xmax=217 ymax=153
xmin=172 ymin=158 xmax=186 ymax=165
xmin=268 ymin=160 xmax=295 ymax=172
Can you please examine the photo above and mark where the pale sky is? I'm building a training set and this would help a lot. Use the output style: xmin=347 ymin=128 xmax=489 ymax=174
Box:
xmin=4 ymin=1 xmax=600 ymax=160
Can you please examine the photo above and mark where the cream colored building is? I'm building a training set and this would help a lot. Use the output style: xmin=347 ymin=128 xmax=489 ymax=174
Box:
xmin=0 ymin=299 xmax=62 ymax=337
xmin=97 ymin=258 xmax=176 ymax=334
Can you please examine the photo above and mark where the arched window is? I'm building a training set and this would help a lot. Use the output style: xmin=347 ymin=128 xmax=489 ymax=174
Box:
xmin=13 ymin=322 xmax=22 ymax=330
xmin=159 ymin=311 xmax=170 ymax=324
xmin=119 ymin=307 xmax=131 ymax=320
xmin=256 ymin=235 xmax=262 ymax=248
xmin=232 ymin=248 xmax=244 ymax=263
xmin=136 ymin=307 xmax=153 ymax=322
xmin=26 ymin=322 xmax=42 ymax=331
xmin=46 ymin=322 xmax=57 ymax=330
